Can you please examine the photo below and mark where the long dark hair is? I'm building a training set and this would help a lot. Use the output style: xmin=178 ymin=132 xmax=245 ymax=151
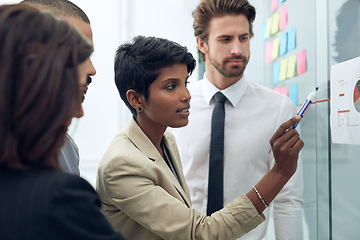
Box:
xmin=0 ymin=4 xmax=93 ymax=170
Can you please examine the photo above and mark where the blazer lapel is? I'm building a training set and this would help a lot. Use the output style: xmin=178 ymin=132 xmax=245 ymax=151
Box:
xmin=124 ymin=118 xmax=191 ymax=207
xmin=163 ymin=131 xmax=192 ymax=207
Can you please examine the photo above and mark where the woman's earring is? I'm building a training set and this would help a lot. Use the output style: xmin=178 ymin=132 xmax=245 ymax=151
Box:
xmin=137 ymin=106 xmax=143 ymax=113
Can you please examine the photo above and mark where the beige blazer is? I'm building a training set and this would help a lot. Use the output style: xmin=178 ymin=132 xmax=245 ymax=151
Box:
xmin=96 ymin=118 xmax=264 ymax=240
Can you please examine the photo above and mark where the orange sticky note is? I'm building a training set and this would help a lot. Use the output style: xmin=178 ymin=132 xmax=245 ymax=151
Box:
xmin=297 ymin=50 xmax=307 ymax=76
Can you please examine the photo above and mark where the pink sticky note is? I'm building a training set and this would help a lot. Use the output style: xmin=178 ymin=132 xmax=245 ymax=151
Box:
xmin=297 ymin=50 xmax=307 ymax=76
xmin=265 ymin=41 xmax=273 ymax=63
xmin=271 ymin=0 xmax=279 ymax=12
xmin=274 ymin=87 xmax=281 ymax=93
xmin=279 ymin=6 xmax=287 ymax=30
xmin=280 ymin=87 xmax=289 ymax=96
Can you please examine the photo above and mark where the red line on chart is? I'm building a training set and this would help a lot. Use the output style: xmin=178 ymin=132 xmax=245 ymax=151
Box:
xmin=338 ymin=110 xmax=350 ymax=113
xmin=312 ymin=99 xmax=331 ymax=104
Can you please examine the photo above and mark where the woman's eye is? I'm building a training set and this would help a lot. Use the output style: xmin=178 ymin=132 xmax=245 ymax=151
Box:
xmin=166 ymin=84 xmax=176 ymax=90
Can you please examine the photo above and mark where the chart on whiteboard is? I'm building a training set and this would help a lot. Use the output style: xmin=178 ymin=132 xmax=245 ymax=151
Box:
xmin=354 ymin=79 xmax=360 ymax=112
xmin=330 ymin=56 xmax=360 ymax=145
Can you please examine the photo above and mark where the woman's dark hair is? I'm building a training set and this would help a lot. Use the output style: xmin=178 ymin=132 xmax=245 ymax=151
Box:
xmin=114 ymin=35 xmax=196 ymax=117
xmin=0 ymin=4 xmax=93 ymax=170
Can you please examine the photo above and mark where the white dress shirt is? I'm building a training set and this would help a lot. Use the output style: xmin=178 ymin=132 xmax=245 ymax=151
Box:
xmin=170 ymin=74 xmax=304 ymax=240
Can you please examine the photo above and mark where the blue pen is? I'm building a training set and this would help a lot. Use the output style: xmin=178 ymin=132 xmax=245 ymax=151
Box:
xmin=292 ymin=87 xmax=318 ymax=129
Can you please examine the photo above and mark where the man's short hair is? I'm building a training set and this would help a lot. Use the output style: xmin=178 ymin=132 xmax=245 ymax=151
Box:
xmin=22 ymin=0 xmax=90 ymax=23
xmin=193 ymin=0 xmax=256 ymax=61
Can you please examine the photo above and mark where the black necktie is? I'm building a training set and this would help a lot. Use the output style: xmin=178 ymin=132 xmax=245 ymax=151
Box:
xmin=207 ymin=91 xmax=227 ymax=216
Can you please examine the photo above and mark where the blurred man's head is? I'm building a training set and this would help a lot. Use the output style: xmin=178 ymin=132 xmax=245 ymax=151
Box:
xmin=21 ymin=0 xmax=96 ymax=112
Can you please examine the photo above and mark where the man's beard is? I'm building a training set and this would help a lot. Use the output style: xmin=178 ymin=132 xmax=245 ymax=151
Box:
xmin=209 ymin=55 xmax=250 ymax=78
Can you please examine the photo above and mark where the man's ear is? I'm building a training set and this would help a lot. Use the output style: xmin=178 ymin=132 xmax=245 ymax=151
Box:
xmin=196 ymin=37 xmax=208 ymax=55
xmin=126 ymin=89 xmax=144 ymax=109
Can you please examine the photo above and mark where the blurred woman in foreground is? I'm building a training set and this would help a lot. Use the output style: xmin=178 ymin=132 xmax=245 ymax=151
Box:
xmin=0 ymin=4 xmax=124 ymax=240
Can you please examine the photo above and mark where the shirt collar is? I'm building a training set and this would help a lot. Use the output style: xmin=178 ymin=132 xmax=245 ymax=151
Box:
xmin=202 ymin=72 xmax=248 ymax=107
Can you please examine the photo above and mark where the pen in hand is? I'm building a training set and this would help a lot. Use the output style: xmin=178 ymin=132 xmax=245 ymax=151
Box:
xmin=292 ymin=87 xmax=318 ymax=129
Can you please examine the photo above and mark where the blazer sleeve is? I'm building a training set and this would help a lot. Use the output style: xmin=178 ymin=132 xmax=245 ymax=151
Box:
xmin=44 ymin=174 xmax=125 ymax=240
xmin=98 ymin=146 xmax=265 ymax=240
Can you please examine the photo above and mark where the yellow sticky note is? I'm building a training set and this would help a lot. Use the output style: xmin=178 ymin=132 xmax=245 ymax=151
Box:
xmin=265 ymin=17 xmax=272 ymax=39
xmin=279 ymin=58 xmax=288 ymax=81
xmin=271 ymin=12 xmax=280 ymax=35
xmin=272 ymin=37 xmax=280 ymax=59
xmin=287 ymin=55 xmax=297 ymax=78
